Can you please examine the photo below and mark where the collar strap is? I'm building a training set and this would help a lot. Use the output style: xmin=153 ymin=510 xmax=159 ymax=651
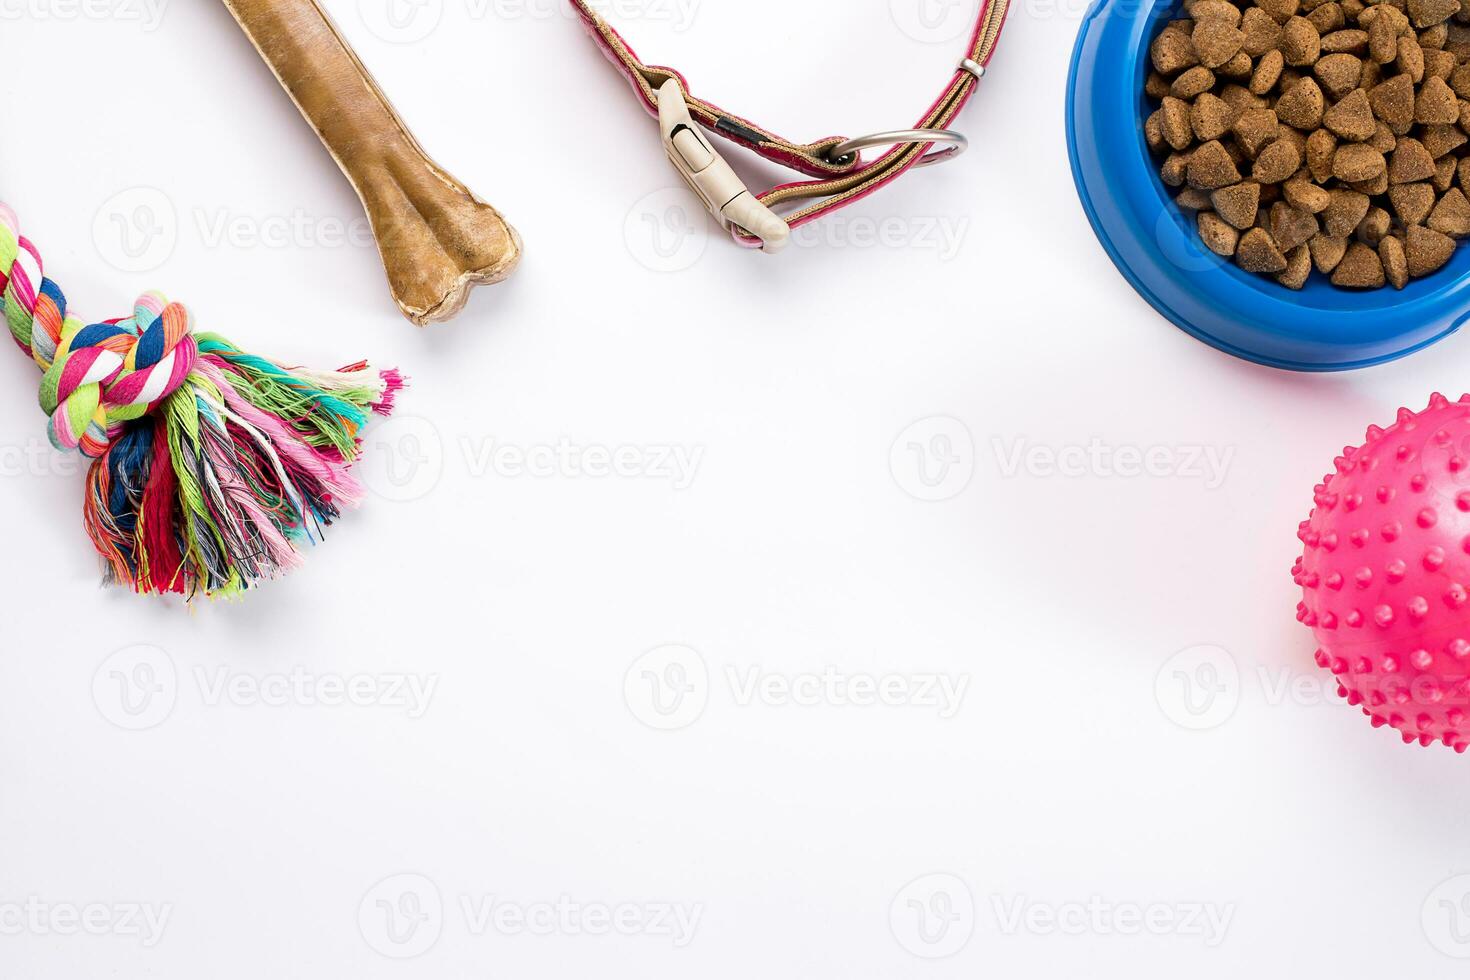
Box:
xmin=569 ymin=0 xmax=1010 ymax=251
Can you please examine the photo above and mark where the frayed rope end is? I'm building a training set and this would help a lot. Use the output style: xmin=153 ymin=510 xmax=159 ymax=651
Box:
xmin=79 ymin=341 xmax=403 ymax=599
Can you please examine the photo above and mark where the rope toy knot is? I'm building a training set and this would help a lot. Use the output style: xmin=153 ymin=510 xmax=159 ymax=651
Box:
xmin=1 ymin=201 xmax=400 ymax=598
xmin=38 ymin=292 xmax=198 ymax=458
xmin=0 ymin=207 xmax=196 ymax=458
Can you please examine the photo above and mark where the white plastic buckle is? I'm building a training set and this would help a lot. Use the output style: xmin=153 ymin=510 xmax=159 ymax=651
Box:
xmin=656 ymin=79 xmax=790 ymax=254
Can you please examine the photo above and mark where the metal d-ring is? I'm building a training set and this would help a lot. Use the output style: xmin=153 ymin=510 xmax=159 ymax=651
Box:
xmin=827 ymin=129 xmax=969 ymax=169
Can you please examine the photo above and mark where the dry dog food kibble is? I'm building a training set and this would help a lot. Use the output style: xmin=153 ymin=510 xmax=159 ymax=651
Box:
xmin=1146 ymin=0 xmax=1470 ymax=289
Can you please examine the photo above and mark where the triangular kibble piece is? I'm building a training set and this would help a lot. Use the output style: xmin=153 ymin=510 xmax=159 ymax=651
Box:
xmin=1405 ymin=223 xmax=1456 ymax=275
xmin=1324 ymin=88 xmax=1377 ymax=140
xmin=1323 ymin=188 xmax=1371 ymax=236
xmin=1279 ymin=77 xmax=1328 ymax=128
xmin=1388 ymin=181 xmax=1436 ymax=224
xmin=1255 ymin=138 xmax=1304 ymax=182
xmin=1315 ymin=53 xmax=1364 ymax=99
xmin=1232 ymin=107 xmax=1281 ymax=155
xmin=1417 ymin=76 xmax=1460 ymax=123
xmin=1370 ymin=74 xmax=1416 ymax=133
xmin=1331 ymin=241 xmax=1387 ymax=286
xmin=1389 ymin=137 xmax=1437 ymax=182
xmin=1190 ymin=139 xmax=1245 ymax=188
xmin=1309 ymin=232 xmax=1349 ymax=272
xmin=1421 ymin=123 xmax=1468 ymax=157
xmin=1408 ymin=0 xmax=1459 ymax=29
xmin=1278 ymin=244 xmax=1313 ymax=288
xmin=1237 ymin=227 xmax=1289 ymax=271
xmin=1271 ymin=201 xmax=1321 ymax=250
xmin=1428 ymin=187 xmax=1470 ymax=235
xmin=1211 ymin=181 xmax=1263 ymax=228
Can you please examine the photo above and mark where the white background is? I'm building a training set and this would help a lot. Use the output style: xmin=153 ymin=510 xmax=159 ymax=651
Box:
xmin=5 ymin=0 xmax=1470 ymax=976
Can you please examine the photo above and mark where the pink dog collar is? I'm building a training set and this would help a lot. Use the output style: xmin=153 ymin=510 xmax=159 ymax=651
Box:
xmin=570 ymin=0 xmax=1010 ymax=252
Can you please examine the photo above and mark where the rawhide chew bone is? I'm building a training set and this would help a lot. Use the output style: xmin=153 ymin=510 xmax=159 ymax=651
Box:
xmin=224 ymin=0 xmax=522 ymax=325
xmin=0 ymin=203 xmax=401 ymax=599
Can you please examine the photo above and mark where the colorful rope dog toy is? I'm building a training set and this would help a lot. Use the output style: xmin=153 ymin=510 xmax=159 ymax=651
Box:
xmin=0 ymin=203 xmax=400 ymax=598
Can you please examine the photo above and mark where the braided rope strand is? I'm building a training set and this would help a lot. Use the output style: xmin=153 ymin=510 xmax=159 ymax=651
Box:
xmin=0 ymin=203 xmax=402 ymax=598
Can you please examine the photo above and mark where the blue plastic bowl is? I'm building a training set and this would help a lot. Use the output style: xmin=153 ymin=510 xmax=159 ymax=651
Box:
xmin=1066 ymin=0 xmax=1470 ymax=371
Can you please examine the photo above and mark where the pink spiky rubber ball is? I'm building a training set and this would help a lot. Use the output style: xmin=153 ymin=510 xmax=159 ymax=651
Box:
xmin=1295 ymin=393 xmax=1470 ymax=753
